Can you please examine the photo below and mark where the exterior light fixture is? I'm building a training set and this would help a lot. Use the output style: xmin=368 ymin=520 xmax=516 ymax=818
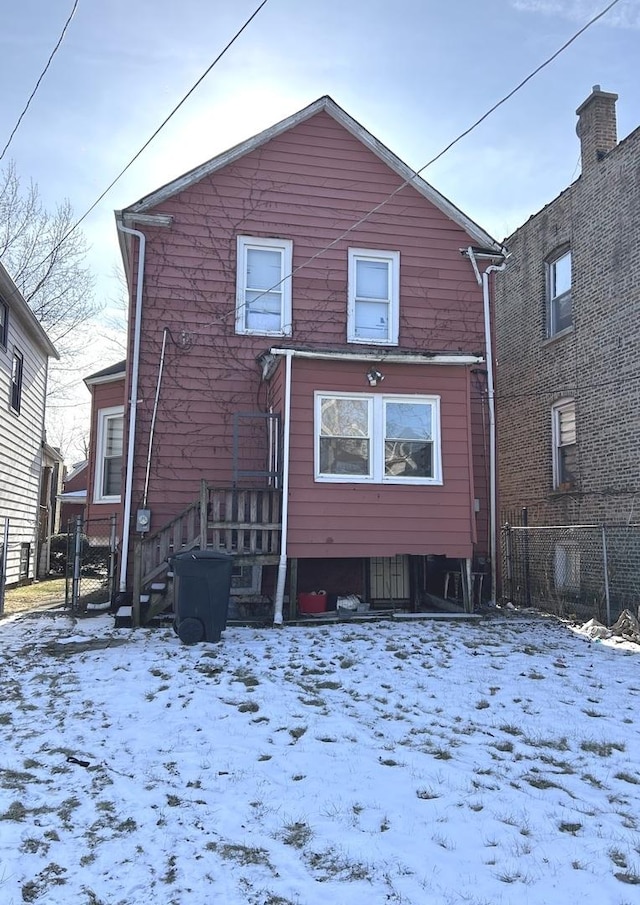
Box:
xmin=366 ymin=367 xmax=384 ymax=386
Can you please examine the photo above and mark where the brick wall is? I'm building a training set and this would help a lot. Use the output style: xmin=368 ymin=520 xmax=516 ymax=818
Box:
xmin=495 ymin=94 xmax=640 ymax=530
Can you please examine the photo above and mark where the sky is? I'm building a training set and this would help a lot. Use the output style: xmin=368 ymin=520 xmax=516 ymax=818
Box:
xmin=1 ymin=0 xmax=639 ymax=455
xmin=1 ymin=609 xmax=639 ymax=904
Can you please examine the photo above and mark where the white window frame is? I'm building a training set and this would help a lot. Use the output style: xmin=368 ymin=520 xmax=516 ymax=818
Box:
xmin=230 ymin=563 xmax=262 ymax=596
xmin=314 ymin=392 xmax=442 ymax=485
xmin=0 ymin=299 xmax=8 ymax=349
xmin=347 ymin=248 xmax=400 ymax=345
xmin=547 ymin=249 xmax=572 ymax=336
xmin=94 ymin=405 xmax=124 ymax=503
xmin=552 ymin=398 xmax=576 ymax=490
xmin=235 ymin=235 xmax=293 ymax=337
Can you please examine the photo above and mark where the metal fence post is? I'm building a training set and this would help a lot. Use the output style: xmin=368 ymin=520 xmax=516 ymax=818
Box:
xmin=522 ymin=507 xmax=531 ymax=607
xmin=503 ymin=523 xmax=512 ymax=603
xmin=108 ymin=514 xmax=117 ymax=606
xmin=0 ymin=518 xmax=9 ymax=617
xmin=601 ymin=525 xmax=611 ymax=626
xmin=71 ymin=515 xmax=83 ymax=613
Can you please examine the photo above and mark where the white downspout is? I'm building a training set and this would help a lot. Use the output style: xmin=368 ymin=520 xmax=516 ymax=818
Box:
xmin=116 ymin=223 xmax=146 ymax=593
xmin=475 ymin=252 xmax=506 ymax=605
xmin=273 ymin=350 xmax=293 ymax=625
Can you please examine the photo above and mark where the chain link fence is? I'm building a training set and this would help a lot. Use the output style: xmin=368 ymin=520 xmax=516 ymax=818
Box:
xmin=501 ymin=520 xmax=640 ymax=624
xmin=64 ymin=515 xmax=118 ymax=613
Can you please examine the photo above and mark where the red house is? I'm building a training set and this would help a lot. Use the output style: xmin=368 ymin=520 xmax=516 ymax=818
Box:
xmin=104 ymin=97 xmax=504 ymax=624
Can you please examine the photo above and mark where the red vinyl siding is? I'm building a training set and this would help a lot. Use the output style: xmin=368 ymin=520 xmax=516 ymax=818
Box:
xmin=123 ymin=110 xmax=490 ymax=557
xmin=281 ymin=358 xmax=475 ymax=559
xmin=85 ymin=377 xmax=125 ymax=537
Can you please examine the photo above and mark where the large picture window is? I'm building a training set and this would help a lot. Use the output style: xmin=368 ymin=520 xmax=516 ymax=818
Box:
xmin=94 ymin=406 xmax=124 ymax=503
xmin=348 ymin=249 xmax=399 ymax=345
xmin=236 ymin=236 xmax=292 ymax=336
xmin=315 ymin=393 xmax=441 ymax=484
xmin=547 ymin=249 xmax=572 ymax=336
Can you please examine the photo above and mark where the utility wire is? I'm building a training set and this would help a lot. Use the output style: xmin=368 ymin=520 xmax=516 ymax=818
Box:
xmin=206 ymin=0 xmax=623 ymax=327
xmin=55 ymin=0 xmax=271 ymax=240
xmin=1 ymin=0 xmax=80 ymax=162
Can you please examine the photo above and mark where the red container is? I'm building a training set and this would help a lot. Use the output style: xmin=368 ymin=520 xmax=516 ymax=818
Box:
xmin=298 ymin=592 xmax=327 ymax=614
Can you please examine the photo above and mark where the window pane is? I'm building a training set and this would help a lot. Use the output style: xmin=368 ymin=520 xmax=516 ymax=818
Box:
xmin=552 ymin=252 xmax=571 ymax=298
xmin=354 ymin=300 xmax=389 ymax=338
xmin=246 ymin=289 xmax=282 ymax=332
xmin=558 ymin=407 xmax=575 ymax=445
xmin=385 ymin=440 xmax=432 ymax=477
xmin=246 ymin=248 xmax=282 ymax=289
xmin=553 ymin=291 xmax=572 ymax=332
xmin=321 ymin=397 xmax=369 ymax=438
xmin=559 ymin=444 xmax=576 ymax=485
xmin=385 ymin=402 xmax=432 ymax=441
xmin=320 ymin=438 xmax=369 ymax=475
xmin=103 ymin=456 xmax=122 ymax=497
xmin=356 ymin=259 xmax=389 ymax=299
xmin=105 ymin=417 xmax=123 ymax=457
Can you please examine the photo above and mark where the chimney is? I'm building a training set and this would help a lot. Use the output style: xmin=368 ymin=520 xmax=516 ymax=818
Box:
xmin=576 ymin=85 xmax=618 ymax=176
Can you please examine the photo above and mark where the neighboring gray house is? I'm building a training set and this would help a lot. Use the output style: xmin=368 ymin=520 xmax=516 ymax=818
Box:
xmin=495 ymin=86 xmax=640 ymax=612
xmin=0 ymin=261 xmax=58 ymax=587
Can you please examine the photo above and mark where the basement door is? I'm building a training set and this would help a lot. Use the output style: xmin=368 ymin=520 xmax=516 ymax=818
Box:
xmin=370 ymin=555 xmax=409 ymax=602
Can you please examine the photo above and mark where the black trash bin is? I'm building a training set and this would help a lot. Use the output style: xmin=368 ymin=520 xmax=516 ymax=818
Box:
xmin=170 ymin=550 xmax=233 ymax=644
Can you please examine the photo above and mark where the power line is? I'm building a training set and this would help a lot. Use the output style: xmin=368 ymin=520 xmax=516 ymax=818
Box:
xmin=205 ymin=0 xmax=623 ymax=327
xmin=57 ymin=0 xmax=271 ymax=240
xmin=1 ymin=0 xmax=80 ymax=162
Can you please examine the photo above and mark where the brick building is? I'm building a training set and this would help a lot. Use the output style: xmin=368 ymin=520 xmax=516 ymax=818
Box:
xmin=495 ymin=86 xmax=640 ymax=615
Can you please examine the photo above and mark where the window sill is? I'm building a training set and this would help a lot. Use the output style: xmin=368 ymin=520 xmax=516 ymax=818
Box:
xmin=348 ymin=336 xmax=398 ymax=347
xmin=550 ymin=484 xmax=576 ymax=495
xmin=542 ymin=325 xmax=574 ymax=347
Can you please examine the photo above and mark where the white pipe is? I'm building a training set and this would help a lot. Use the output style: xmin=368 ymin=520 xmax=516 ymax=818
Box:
xmin=273 ymin=350 xmax=293 ymax=625
xmin=116 ymin=223 xmax=146 ymax=593
xmin=478 ymin=254 xmax=506 ymax=605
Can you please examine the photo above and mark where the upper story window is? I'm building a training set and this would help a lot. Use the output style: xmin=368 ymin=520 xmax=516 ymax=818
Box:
xmin=547 ymin=249 xmax=572 ymax=336
xmin=315 ymin=392 xmax=441 ymax=484
xmin=348 ymin=249 xmax=399 ymax=345
xmin=94 ymin=406 xmax=124 ymax=503
xmin=235 ymin=236 xmax=292 ymax=336
xmin=10 ymin=349 xmax=23 ymax=414
xmin=552 ymin=398 xmax=576 ymax=490
xmin=0 ymin=299 xmax=8 ymax=349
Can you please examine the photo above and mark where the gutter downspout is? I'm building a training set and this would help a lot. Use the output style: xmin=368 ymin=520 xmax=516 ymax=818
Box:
xmin=467 ymin=247 xmax=506 ymax=605
xmin=116 ymin=223 xmax=146 ymax=594
xmin=273 ymin=350 xmax=293 ymax=625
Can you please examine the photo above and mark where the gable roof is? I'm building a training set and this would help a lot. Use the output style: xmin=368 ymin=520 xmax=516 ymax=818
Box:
xmin=119 ymin=96 xmax=503 ymax=253
xmin=0 ymin=261 xmax=59 ymax=359
xmin=84 ymin=359 xmax=126 ymax=387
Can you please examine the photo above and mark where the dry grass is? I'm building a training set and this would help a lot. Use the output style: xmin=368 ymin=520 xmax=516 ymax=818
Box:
xmin=1 ymin=578 xmax=67 ymax=616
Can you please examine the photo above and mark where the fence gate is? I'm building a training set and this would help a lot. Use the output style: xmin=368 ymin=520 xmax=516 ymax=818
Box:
xmin=66 ymin=515 xmax=118 ymax=613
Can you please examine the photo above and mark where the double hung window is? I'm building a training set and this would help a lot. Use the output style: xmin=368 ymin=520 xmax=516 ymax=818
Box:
xmin=315 ymin=393 xmax=441 ymax=484
xmin=236 ymin=236 xmax=292 ymax=336
xmin=95 ymin=407 xmax=124 ymax=502
xmin=348 ymin=249 xmax=399 ymax=344
xmin=547 ymin=249 xmax=572 ymax=336
xmin=552 ymin=399 xmax=576 ymax=489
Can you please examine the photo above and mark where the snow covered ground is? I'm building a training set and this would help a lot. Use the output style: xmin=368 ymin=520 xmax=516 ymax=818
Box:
xmin=1 ymin=610 xmax=639 ymax=905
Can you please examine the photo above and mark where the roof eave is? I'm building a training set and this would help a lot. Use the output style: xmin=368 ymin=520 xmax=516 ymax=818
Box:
xmin=120 ymin=96 xmax=502 ymax=251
